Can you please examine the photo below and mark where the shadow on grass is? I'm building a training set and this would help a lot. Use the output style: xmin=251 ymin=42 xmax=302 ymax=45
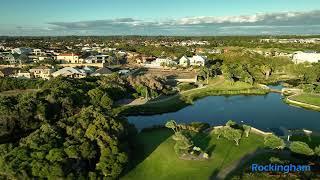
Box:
xmin=122 ymin=128 xmax=173 ymax=175
xmin=119 ymin=94 xmax=191 ymax=116
xmin=191 ymin=132 xmax=216 ymax=156
xmin=213 ymin=148 xmax=267 ymax=180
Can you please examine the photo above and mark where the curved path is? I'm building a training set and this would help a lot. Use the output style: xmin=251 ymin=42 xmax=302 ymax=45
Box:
xmin=285 ymin=93 xmax=320 ymax=111
xmin=125 ymin=77 xmax=225 ymax=106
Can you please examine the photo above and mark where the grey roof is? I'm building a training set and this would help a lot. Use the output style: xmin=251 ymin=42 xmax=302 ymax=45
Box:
xmin=92 ymin=67 xmax=113 ymax=76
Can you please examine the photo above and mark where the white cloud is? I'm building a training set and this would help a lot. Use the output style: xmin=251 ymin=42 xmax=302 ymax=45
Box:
xmin=2 ymin=10 xmax=320 ymax=36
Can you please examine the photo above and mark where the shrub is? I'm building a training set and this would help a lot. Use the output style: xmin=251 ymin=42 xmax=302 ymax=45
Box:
xmin=177 ymin=83 xmax=197 ymax=92
xmin=289 ymin=141 xmax=314 ymax=156
xmin=264 ymin=135 xmax=285 ymax=150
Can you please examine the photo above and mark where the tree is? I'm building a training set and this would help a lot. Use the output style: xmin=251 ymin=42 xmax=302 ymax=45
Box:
xmin=165 ymin=120 xmax=178 ymax=133
xmin=315 ymin=146 xmax=320 ymax=157
xmin=46 ymin=148 xmax=65 ymax=162
xmin=223 ymin=127 xmax=242 ymax=146
xmin=289 ymin=141 xmax=314 ymax=156
xmin=199 ymin=66 xmax=211 ymax=84
xmin=87 ymin=88 xmax=104 ymax=106
xmin=214 ymin=127 xmax=224 ymax=139
xmin=226 ymin=120 xmax=236 ymax=127
xmin=243 ymin=125 xmax=251 ymax=137
xmin=264 ymin=135 xmax=285 ymax=150
xmin=260 ymin=65 xmax=272 ymax=80
xmin=100 ymin=94 xmax=113 ymax=109
xmin=172 ymin=132 xmax=193 ymax=155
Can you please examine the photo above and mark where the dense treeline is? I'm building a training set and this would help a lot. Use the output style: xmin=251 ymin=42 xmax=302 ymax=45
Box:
xmin=0 ymin=73 xmax=176 ymax=179
xmin=0 ymin=78 xmax=45 ymax=92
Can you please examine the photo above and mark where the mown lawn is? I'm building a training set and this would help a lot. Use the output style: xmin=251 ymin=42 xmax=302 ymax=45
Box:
xmin=290 ymin=93 xmax=320 ymax=107
xmin=121 ymin=128 xmax=265 ymax=180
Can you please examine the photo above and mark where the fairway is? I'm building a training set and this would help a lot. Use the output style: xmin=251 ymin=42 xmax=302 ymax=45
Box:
xmin=122 ymin=129 xmax=265 ymax=180
xmin=290 ymin=93 xmax=320 ymax=107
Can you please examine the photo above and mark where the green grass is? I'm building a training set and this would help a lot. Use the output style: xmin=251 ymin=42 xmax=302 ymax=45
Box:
xmin=115 ymin=80 xmax=268 ymax=115
xmin=290 ymin=134 xmax=320 ymax=149
xmin=290 ymin=93 xmax=320 ymax=107
xmin=121 ymin=129 xmax=265 ymax=180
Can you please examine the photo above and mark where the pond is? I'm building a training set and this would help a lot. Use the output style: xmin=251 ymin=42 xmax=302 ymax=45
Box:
xmin=127 ymin=92 xmax=320 ymax=134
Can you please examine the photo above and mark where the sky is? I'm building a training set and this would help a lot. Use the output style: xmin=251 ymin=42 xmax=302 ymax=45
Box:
xmin=1 ymin=0 xmax=320 ymax=36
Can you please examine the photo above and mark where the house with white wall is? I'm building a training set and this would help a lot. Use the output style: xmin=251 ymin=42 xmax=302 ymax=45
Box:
xmin=57 ymin=53 xmax=81 ymax=63
xmin=29 ymin=66 xmax=55 ymax=80
xmin=143 ymin=57 xmax=177 ymax=68
xmin=179 ymin=55 xmax=207 ymax=67
xmin=85 ymin=55 xmax=114 ymax=64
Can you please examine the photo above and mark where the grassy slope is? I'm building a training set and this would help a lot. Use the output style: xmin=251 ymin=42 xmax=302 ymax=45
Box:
xmin=116 ymin=78 xmax=268 ymax=115
xmin=122 ymin=129 xmax=265 ymax=180
xmin=289 ymin=93 xmax=320 ymax=107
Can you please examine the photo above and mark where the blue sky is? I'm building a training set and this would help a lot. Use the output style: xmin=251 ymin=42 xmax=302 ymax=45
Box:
xmin=1 ymin=0 xmax=320 ymax=36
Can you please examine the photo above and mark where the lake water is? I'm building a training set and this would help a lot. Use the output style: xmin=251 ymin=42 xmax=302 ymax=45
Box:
xmin=127 ymin=91 xmax=320 ymax=134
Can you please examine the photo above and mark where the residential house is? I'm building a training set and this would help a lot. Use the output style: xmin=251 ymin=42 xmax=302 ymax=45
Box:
xmin=11 ymin=48 xmax=32 ymax=55
xmin=57 ymin=53 xmax=81 ymax=63
xmin=179 ymin=56 xmax=190 ymax=66
xmin=207 ymin=49 xmax=222 ymax=54
xmin=151 ymin=57 xmax=177 ymax=67
xmin=85 ymin=55 xmax=114 ymax=64
xmin=51 ymin=67 xmax=87 ymax=78
xmin=82 ymin=66 xmax=96 ymax=74
xmin=292 ymin=51 xmax=320 ymax=63
xmin=0 ymin=68 xmax=18 ymax=77
xmin=179 ymin=55 xmax=206 ymax=67
xmin=15 ymin=70 xmax=32 ymax=79
xmin=29 ymin=66 xmax=54 ymax=80
xmin=4 ymin=54 xmax=17 ymax=64
xmin=33 ymin=49 xmax=42 ymax=56
xmin=91 ymin=67 xmax=113 ymax=76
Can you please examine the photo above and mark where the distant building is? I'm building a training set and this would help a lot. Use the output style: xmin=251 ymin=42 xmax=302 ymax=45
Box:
xmin=51 ymin=67 xmax=87 ymax=78
xmin=4 ymin=54 xmax=17 ymax=64
xmin=0 ymin=68 xmax=18 ymax=77
xmin=85 ymin=55 xmax=114 ymax=64
xmin=82 ymin=66 xmax=96 ymax=74
xmin=179 ymin=55 xmax=206 ymax=67
xmin=11 ymin=48 xmax=32 ymax=55
xmin=91 ymin=67 xmax=113 ymax=76
xmin=151 ymin=57 xmax=177 ymax=67
xmin=29 ymin=66 xmax=54 ymax=80
xmin=57 ymin=53 xmax=81 ymax=63
xmin=33 ymin=49 xmax=42 ymax=56
xmin=15 ymin=70 xmax=32 ymax=79
xmin=292 ymin=51 xmax=320 ymax=63
xmin=207 ymin=49 xmax=222 ymax=54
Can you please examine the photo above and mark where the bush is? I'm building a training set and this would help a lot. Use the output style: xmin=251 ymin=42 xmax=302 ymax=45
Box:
xmin=177 ymin=83 xmax=197 ymax=92
xmin=0 ymin=77 xmax=45 ymax=92
xmin=264 ymin=135 xmax=285 ymax=150
xmin=289 ymin=141 xmax=314 ymax=156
